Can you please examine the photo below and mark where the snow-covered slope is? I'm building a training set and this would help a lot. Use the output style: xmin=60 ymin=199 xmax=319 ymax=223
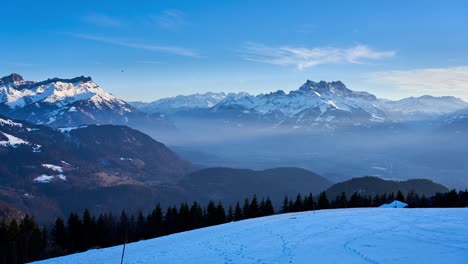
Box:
xmin=0 ymin=74 xmax=129 ymax=110
xmin=441 ymin=107 xmax=468 ymax=131
xmin=0 ymin=74 xmax=171 ymax=128
xmin=33 ymin=208 xmax=468 ymax=264
xmin=380 ymin=95 xmax=468 ymax=121
xmin=130 ymin=92 xmax=249 ymax=114
xmin=211 ymin=80 xmax=386 ymax=126
xmin=132 ymin=80 xmax=468 ymax=129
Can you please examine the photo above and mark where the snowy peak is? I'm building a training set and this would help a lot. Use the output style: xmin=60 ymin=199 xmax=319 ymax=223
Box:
xmin=130 ymin=92 xmax=251 ymax=113
xmin=0 ymin=74 xmax=124 ymax=110
xmin=381 ymin=95 xmax=468 ymax=120
xmin=296 ymin=80 xmax=377 ymax=100
xmin=0 ymin=73 xmax=174 ymax=129
xmin=298 ymin=80 xmax=348 ymax=94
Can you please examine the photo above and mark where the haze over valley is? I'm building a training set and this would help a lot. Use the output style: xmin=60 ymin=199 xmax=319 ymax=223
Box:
xmin=1 ymin=1 xmax=468 ymax=263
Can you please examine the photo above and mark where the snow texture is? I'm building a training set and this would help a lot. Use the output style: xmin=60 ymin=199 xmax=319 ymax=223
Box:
xmin=42 ymin=164 xmax=64 ymax=173
xmin=33 ymin=174 xmax=67 ymax=183
xmin=0 ymin=117 xmax=23 ymax=127
xmin=32 ymin=208 xmax=468 ymax=264
xmin=33 ymin=175 xmax=55 ymax=183
xmin=0 ymin=132 xmax=29 ymax=147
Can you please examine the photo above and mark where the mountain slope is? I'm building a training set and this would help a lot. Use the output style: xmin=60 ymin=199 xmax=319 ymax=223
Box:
xmin=326 ymin=176 xmax=449 ymax=198
xmin=380 ymin=95 xmax=468 ymax=121
xmin=130 ymin=92 xmax=245 ymax=114
xmin=0 ymin=73 xmax=172 ymax=129
xmin=0 ymin=115 xmax=191 ymax=222
xmin=132 ymin=80 xmax=468 ymax=129
xmin=32 ymin=208 xmax=468 ymax=264
xmin=180 ymin=167 xmax=332 ymax=206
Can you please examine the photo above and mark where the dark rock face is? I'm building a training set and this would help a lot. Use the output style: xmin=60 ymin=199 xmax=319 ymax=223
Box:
xmin=0 ymin=73 xmax=24 ymax=84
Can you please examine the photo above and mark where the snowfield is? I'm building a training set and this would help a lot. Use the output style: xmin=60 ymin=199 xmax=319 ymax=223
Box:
xmin=32 ymin=208 xmax=468 ymax=264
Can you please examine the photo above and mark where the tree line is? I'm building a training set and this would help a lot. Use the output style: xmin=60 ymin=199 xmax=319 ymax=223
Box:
xmin=1 ymin=190 xmax=467 ymax=264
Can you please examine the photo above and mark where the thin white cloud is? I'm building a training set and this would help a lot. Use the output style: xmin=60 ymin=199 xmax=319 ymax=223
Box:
xmin=153 ymin=9 xmax=184 ymax=30
xmin=69 ymin=33 xmax=199 ymax=58
xmin=243 ymin=43 xmax=395 ymax=69
xmin=82 ymin=14 xmax=123 ymax=27
xmin=369 ymin=66 xmax=468 ymax=98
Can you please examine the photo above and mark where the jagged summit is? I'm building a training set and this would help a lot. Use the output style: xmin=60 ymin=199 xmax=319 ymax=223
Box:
xmin=0 ymin=73 xmax=25 ymax=85
xmin=0 ymin=73 xmax=172 ymax=128
xmin=131 ymin=78 xmax=468 ymax=128
xmin=295 ymin=80 xmax=377 ymax=101
xmin=31 ymin=76 xmax=93 ymax=87
xmin=299 ymin=80 xmax=347 ymax=93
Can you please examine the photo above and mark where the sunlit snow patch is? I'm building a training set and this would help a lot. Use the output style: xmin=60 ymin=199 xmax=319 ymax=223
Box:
xmin=42 ymin=164 xmax=64 ymax=173
xmin=57 ymin=125 xmax=88 ymax=133
xmin=0 ymin=118 xmax=23 ymax=127
xmin=33 ymin=175 xmax=55 ymax=183
xmin=33 ymin=174 xmax=67 ymax=183
xmin=0 ymin=132 xmax=29 ymax=147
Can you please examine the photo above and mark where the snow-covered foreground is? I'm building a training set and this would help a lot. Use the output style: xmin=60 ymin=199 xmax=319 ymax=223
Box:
xmin=33 ymin=208 xmax=468 ymax=264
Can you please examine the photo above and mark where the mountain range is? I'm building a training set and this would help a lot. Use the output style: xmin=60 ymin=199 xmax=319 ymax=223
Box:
xmin=0 ymin=73 xmax=466 ymax=223
xmin=0 ymin=74 xmax=171 ymax=130
xmin=131 ymin=80 xmax=468 ymax=129
xmin=2 ymin=73 xmax=467 ymax=131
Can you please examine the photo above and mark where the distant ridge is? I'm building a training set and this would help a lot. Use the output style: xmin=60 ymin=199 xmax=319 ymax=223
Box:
xmin=326 ymin=176 xmax=449 ymax=198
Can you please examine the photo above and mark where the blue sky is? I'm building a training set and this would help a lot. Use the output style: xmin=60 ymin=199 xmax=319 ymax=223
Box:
xmin=1 ymin=0 xmax=468 ymax=101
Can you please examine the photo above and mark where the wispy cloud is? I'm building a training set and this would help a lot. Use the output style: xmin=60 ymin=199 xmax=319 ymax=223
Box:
xmin=69 ymin=33 xmax=199 ymax=57
xmin=82 ymin=14 xmax=123 ymax=27
xmin=153 ymin=9 xmax=185 ymax=30
xmin=368 ymin=66 xmax=468 ymax=97
xmin=242 ymin=43 xmax=395 ymax=69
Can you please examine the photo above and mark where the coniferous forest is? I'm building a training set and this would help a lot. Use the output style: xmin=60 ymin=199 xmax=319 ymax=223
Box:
xmin=1 ymin=190 xmax=467 ymax=264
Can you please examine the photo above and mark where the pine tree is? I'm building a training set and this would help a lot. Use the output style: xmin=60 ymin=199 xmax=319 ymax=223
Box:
xmin=82 ymin=209 xmax=96 ymax=250
xmin=396 ymin=190 xmax=405 ymax=202
xmin=281 ymin=195 xmax=290 ymax=213
xmin=263 ymin=197 xmax=275 ymax=216
xmin=51 ymin=217 xmax=67 ymax=254
xmin=216 ymin=202 xmax=227 ymax=224
xmin=248 ymin=195 xmax=259 ymax=218
xmin=146 ymin=204 xmax=163 ymax=238
xmin=118 ymin=210 xmax=129 ymax=244
xmin=189 ymin=202 xmax=204 ymax=229
xmin=242 ymin=198 xmax=250 ymax=218
xmin=178 ymin=202 xmax=191 ymax=231
xmin=135 ymin=211 xmax=146 ymax=240
xmin=318 ymin=192 xmax=330 ymax=209
xmin=226 ymin=206 xmax=234 ymax=222
xmin=294 ymin=194 xmax=303 ymax=212
xmin=67 ymin=213 xmax=83 ymax=253
xmin=234 ymin=202 xmax=243 ymax=221
xmin=206 ymin=201 xmax=218 ymax=226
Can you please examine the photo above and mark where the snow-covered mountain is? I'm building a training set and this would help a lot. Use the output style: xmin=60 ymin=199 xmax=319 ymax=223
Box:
xmin=441 ymin=107 xmax=468 ymax=131
xmin=0 ymin=73 xmax=171 ymax=128
xmin=211 ymin=80 xmax=387 ymax=127
xmin=380 ymin=95 xmax=468 ymax=121
xmin=132 ymin=80 xmax=468 ymax=129
xmin=130 ymin=92 xmax=249 ymax=114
